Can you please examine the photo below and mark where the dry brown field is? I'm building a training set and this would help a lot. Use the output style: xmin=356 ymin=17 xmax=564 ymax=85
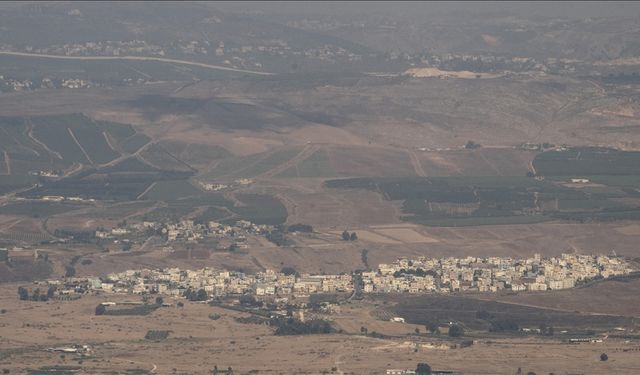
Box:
xmin=1 ymin=285 xmax=640 ymax=374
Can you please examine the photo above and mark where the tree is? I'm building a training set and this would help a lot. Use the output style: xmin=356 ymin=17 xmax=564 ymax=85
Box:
xmin=350 ymin=232 xmax=358 ymax=241
xmin=287 ymin=224 xmax=313 ymax=233
xmin=360 ymin=326 xmax=368 ymax=335
xmin=448 ymin=324 xmax=464 ymax=337
xmin=415 ymin=328 xmax=420 ymax=335
xmin=155 ymin=297 xmax=164 ymax=305
xmin=342 ymin=230 xmax=350 ymax=241
xmin=65 ymin=265 xmax=76 ymax=277
xmin=30 ymin=288 xmax=41 ymax=302
xmin=18 ymin=287 xmax=29 ymax=301
xmin=600 ymin=353 xmax=608 ymax=361
xmin=465 ymin=140 xmax=481 ymax=149
xmin=95 ymin=304 xmax=106 ymax=315
xmin=177 ymin=301 xmax=184 ymax=307
xmin=239 ymin=294 xmax=257 ymax=306
xmin=196 ymin=289 xmax=208 ymax=301
xmin=280 ymin=266 xmax=298 ymax=276
xmin=416 ymin=362 xmax=432 ymax=375
xmin=425 ymin=322 xmax=440 ymax=334
xmin=47 ymin=286 xmax=56 ymax=299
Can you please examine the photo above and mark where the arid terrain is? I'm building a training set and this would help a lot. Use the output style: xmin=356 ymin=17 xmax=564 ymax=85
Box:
xmin=2 ymin=2 xmax=640 ymax=374
xmin=2 ymin=282 xmax=640 ymax=375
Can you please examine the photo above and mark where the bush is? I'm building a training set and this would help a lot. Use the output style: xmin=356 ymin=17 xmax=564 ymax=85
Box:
xmin=95 ymin=304 xmax=106 ymax=315
xmin=280 ymin=266 xmax=298 ymax=276
xmin=600 ymin=353 xmax=608 ymax=361
xmin=271 ymin=317 xmax=334 ymax=335
xmin=145 ymin=330 xmax=171 ymax=340
xmin=448 ymin=324 xmax=464 ymax=337
xmin=287 ymin=224 xmax=313 ymax=233
xmin=489 ymin=319 xmax=519 ymax=332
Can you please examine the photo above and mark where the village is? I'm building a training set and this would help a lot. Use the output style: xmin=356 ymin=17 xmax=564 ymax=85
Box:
xmin=21 ymin=253 xmax=633 ymax=303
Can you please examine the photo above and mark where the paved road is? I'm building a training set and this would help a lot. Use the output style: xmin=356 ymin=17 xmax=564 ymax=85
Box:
xmin=0 ymin=51 xmax=274 ymax=76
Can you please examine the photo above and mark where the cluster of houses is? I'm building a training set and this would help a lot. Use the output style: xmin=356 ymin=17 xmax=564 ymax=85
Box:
xmin=30 ymin=254 xmax=632 ymax=302
xmin=162 ymin=220 xmax=270 ymax=243
xmin=94 ymin=219 xmax=273 ymax=246
xmin=199 ymin=178 xmax=253 ymax=192
xmin=362 ymin=253 xmax=633 ymax=294
xmin=42 ymin=268 xmax=353 ymax=299
xmin=21 ymin=40 xmax=166 ymax=58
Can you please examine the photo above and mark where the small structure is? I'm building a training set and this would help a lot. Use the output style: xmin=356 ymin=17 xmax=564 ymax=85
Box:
xmin=570 ymin=178 xmax=590 ymax=184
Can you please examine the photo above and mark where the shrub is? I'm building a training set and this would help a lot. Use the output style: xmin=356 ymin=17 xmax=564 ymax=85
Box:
xmin=448 ymin=324 xmax=464 ymax=337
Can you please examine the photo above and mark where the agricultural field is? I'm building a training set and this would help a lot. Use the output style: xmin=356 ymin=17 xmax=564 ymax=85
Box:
xmin=119 ymin=132 xmax=151 ymax=154
xmin=277 ymin=145 xmax=417 ymax=178
xmin=203 ymin=146 xmax=303 ymax=180
xmin=326 ymin=175 xmax=640 ymax=226
xmin=390 ymin=293 xmax=634 ymax=332
xmin=0 ymin=113 xmax=158 ymax=195
xmin=277 ymin=148 xmax=336 ymax=178
xmin=139 ymin=143 xmax=195 ymax=172
xmin=533 ymin=147 xmax=640 ymax=176
xmin=231 ymin=193 xmax=288 ymax=225
xmin=138 ymin=180 xmax=202 ymax=201
xmin=0 ymin=201 xmax=88 ymax=217
xmin=417 ymin=148 xmax=537 ymax=176
xmin=158 ymin=140 xmax=230 ymax=170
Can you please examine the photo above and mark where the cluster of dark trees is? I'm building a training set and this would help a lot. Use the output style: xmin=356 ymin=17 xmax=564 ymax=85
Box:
xmin=265 ymin=228 xmax=288 ymax=247
xmin=489 ymin=319 xmax=520 ymax=332
xmin=210 ymin=366 xmax=234 ymax=375
xmin=17 ymin=286 xmax=56 ymax=302
xmin=65 ymin=265 xmax=76 ymax=277
xmin=280 ymin=266 xmax=298 ymax=276
xmin=53 ymin=229 xmax=95 ymax=243
xmin=416 ymin=363 xmax=431 ymax=375
xmin=392 ymin=268 xmax=438 ymax=278
xmin=270 ymin=317 xmax=334 ymax=335
xmin=477 ymin=310 xmax=555 ymax=336
xmin=95 ymin=304 xmax=106 ymax=315
xmin=465 ymin=140 xmax=482 ymax=149
xmin=95 ymin=303 xmax=160 ymax=316
xmin=183 ymin=288 xmax=208 ymax=302
xmin=144 ymin=330 xmax=171 ymax=340
xmin=448 ymin=324 xmax=464 ymax=337
xmin=341 ymin=230 xmax=358 ymax=241
xmin=287 ymin=224 xmax=313 ymax=233
xmin=239 ymin=294 xmax=263 ymax=308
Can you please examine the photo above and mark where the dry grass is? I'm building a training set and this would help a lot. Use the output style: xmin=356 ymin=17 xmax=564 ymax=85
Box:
xmin=1 ymin=286 xmax=639 ymax=374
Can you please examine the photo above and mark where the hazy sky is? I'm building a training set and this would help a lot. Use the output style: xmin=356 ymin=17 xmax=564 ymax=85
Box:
xmin=211 ymin=1 xmax=640 ymax=20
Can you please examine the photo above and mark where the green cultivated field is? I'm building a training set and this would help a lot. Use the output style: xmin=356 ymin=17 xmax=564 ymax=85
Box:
xmin=140 ymin=180 xmax=201 ymax=201
xmin=120 ymin=133 xmax=151 ymax=154
xmin=0 ymin=113 xmax=155 ymax=196
xmin=327 ymin=174 xmax=640 ymax=226
xmin=0 ymin=201 xmax=87 ymax=217
xmin=533 ymin=147 xmax=640 ymax=176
